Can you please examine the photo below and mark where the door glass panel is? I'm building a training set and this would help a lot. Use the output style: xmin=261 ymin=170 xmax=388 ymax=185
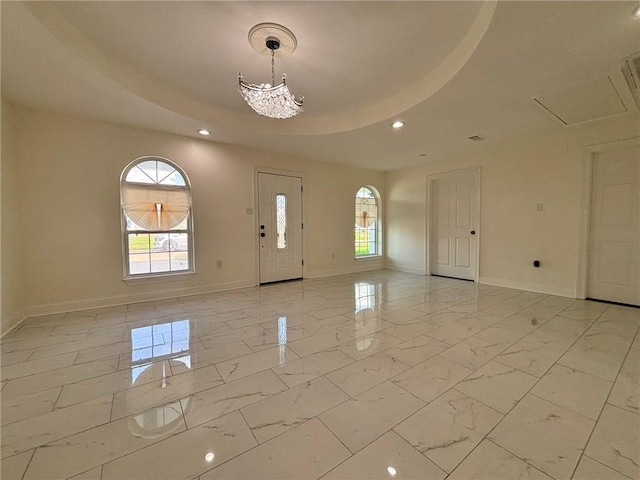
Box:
xmin=276 ymin=194 xmax=287 ymax=249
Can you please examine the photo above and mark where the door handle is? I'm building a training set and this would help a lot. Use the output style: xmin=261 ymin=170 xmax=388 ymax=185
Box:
xmin=260 ymin=232 xmax=266 ymax=237
xmin=470 ymin=230 xmax=476 ymax=235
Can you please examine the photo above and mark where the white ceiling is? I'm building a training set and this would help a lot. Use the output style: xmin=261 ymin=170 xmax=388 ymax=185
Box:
xmin=2 ymin=1 xmax=639 ymax=170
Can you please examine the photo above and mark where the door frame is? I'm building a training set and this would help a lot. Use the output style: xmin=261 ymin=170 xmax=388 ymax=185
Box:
xmin=576 ymin=137 xmax=640 ymax=299
xmin=426 ymin=166 xmax=481 ymax=281
xmin=254 ymin=167 xmax=306 ymax=286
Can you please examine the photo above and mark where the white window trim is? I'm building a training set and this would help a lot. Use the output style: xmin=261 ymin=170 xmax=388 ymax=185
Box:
xmin=120 ymin=156 xmax=195 ymax=280
xmin=355 ymin=185 xmax=382 ymax=259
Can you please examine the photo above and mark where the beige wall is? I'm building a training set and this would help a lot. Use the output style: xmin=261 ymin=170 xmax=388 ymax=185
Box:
xmin=6 ymin=106 xmax=384 ymax=322
xmin=1 ymin=99 xmax=27 ymax=334
xmin=385 ymin=113 xmax=640 ymax=297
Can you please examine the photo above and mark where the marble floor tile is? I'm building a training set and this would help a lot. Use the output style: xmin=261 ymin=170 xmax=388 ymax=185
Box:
xmin=326 ymin=352 xmax=409 ymax=397
xmin=608 ymin=345 xmax=639 ymax=415
xmin=2 ymin=271 xmax=635 ymax=479
xmin=1 ymin=450 xmax=34 ymax=480
xmin=584 ymin=404 xmax=640 ymax=479
xmin=558 ymin=342 xmax=626 ymax=381
xmin=489 ymin=394 xmax=595 ymax=479
xmin=299 ymin=315 xmax=354 ymax=334
xmin=391 ymin=355 xmax=473 ymax=403
xmin=1 ymin=357 xmax=118 ymax=400
xmin=74 ymin=341 xmax=134 ymax=364
xmin=215 ymin=345 xmax=298 ymax=383
xmin=454 ymin=361 xmax=537 ymax=414
xmin=24 ymin=400 xmax=186 ymax=479
xmin=440 ymin=336 xmax=510 ymax=370
xmin=102 ymin=411 xmax=256 ymax=480
xmin=543 ymin=315 xmax=596 ymax=336
xmin=286 ymin=330 xmax=352 ymax=357
xmin=572 ymin=455 xmax=632 ymax=480
xmin=198 ymin=325 xmax=265 ymax=349
xmin=56 ymin=360 xmax=172 ymax=408
xmin=67 ymin=466 xmax=103 ymax=480
xmin=168 ymin=341 xmax=253 ymax=375
xmin=447 ymin=440 xmax=553 ymax=480
xmin=320 ymin=381 xmax=424 ymax=453
xmin=422 ymin=310 xmax=469 ymax=326
xmin=394 ymin=390 xmax=503 ymax=473
xmin=1 ymin=395 xmax=113 ymax=459
xmin=337 ymin=331 xmax=402 ymax=360
xmin=379 ymin=321 xmax=439 ymax=341
xmin=531 ymin=364 xmax=613 ymax=420
xmin=182 ymin=370 xmax=288 ymax=429
xmin=28 ymin=333 xmax=124 ymax=360
xmin=272 ymin=348 xmax=354 ymax=388
xmin=383 ymin=335 xmax=448 ymax=366
xmin=243 ymin=325 xmax=310 ymax=352
xmin=495 ymin=340 xmax=567 ymax=377
xmin=473 ymin=324 xmax=531 ymax=345
xmin=242 ymin=376 xmax=349 ymax=443
xmin=201 ymin=418 xmax=350 ymax=479
xmin=322 ymin=431 xmax=446 ymax=480
xmin=587 ymin=315 xmax=640 ymax=339
xmin=0 ymin=351 xmax=77 ymax=381
xmin=379 ymin=307 xmax=428 ymax=325
xmin=111 ymin=364 xmax=223 ymax=420
xmin=1 ymin=348 xmax=34 ymax=367
xmin=1 ymin=387 xmax=61 ymax=426
xmin=425 ymin=322 xmax=482 ymax=345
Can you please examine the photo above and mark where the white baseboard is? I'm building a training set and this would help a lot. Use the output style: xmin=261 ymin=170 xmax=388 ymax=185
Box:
xmin=23 ymin=279 xmax=256 ymax=319
xmin=306 ymin=262 xmax=383 ymax=279
xmin=1 ymin=309 xmax=28 ymax=338
xmin=384 ymin=262 xmax=426 ymax=275
xmin=479 ymin=276 xmax=576 ymax=298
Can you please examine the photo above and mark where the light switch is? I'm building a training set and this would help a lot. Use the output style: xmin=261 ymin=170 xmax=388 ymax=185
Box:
xmin=246 ymin=207 xmax=254 ymax=215
xmin=536 ymin=203 xmax=544 ymax=212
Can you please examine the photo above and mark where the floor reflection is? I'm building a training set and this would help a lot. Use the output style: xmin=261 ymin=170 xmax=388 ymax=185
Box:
xmin=130 ymin=320 xmax=190 ymax=384
xmin=354 ymin=281 xmax=381 ymax=352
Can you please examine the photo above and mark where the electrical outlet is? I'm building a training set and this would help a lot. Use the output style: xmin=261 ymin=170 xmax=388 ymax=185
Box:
xmin=216 ymin=260 xmax=223 ymax=269
xmin=246 ymin=207 xmax=254 ymax=215
xmin=331 ymin=253 xmax=336 ymax=259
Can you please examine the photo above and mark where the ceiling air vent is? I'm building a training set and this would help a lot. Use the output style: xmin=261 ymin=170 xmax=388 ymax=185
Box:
xmin=624 ymin=52 xmax=640 ymax=89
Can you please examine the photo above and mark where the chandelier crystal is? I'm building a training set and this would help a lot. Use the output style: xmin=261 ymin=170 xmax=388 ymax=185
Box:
xmin=238 ymin=36 xmax=303 ymax=119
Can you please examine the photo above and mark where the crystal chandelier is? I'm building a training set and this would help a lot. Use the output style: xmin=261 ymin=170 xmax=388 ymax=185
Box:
xmin=238 ymin=31 xmax=303 ymax=119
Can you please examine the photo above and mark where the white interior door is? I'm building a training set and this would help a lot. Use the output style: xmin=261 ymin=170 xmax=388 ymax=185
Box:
xmin=430 ymin=170 xmax=479 ymax=281
xmin=588 ymin=146 xmax=640 ymax=306
xmin=258 ymin=173 xmax=303 ymax=284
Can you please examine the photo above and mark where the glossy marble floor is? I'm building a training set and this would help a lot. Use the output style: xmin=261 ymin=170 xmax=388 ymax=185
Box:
xmin=1 ymin=270 xmax=639 ymax=480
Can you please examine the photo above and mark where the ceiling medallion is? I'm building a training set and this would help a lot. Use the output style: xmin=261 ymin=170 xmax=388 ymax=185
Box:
xmin=238 ymin=23 xmax=304 ymax=119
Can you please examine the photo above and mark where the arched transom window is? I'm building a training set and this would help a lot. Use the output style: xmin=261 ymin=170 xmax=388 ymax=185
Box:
xmin=121 ymin=157 xmax=193 ymax=277
xmin=355 ymin=186 xmax=380 ymax=257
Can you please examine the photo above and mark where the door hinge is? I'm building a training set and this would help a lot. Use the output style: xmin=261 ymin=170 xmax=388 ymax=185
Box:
xmin=302 ymin=259 xmax=304 ymax=266
xmin=301 ymin=185 xmax=303 ymax=192
xmin=301 ymin=223 xmax=304 ymax=230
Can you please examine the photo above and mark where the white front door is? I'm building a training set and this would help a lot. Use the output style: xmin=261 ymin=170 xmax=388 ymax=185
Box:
xmin=588 ymin=146 xmax=640 ymax=306
xmin=258 ymin=173 xmax=303 ymax=284
xmin=430 ymin=169 xmax=479 ymax=281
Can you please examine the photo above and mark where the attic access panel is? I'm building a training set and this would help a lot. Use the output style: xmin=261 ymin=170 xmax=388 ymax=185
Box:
xmin=534 ymin=75 xmax=628 ymax=125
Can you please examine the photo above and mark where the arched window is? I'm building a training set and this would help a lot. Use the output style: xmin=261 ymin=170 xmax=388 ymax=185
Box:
xmin=355 ymin=186 xmax=380 ymax=257
xmin=121 ymin=157 xmax=193 ymax=277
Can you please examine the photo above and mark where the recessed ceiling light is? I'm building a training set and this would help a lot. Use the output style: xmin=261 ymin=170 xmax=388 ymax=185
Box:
xmin=633 ymin=5 xmax=640 ymax=18
xmin=197 ymin=129 xmax=211 ymax=136
xmin=205 ymin=452 xmax=215 ymax=463
xmin=468 ymin=135 xmax=485 ymax=141
xmin=391 ymin=121 xmax=405 ymax=129
xmin=387 ymin=466 xmax=397 ymax=477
